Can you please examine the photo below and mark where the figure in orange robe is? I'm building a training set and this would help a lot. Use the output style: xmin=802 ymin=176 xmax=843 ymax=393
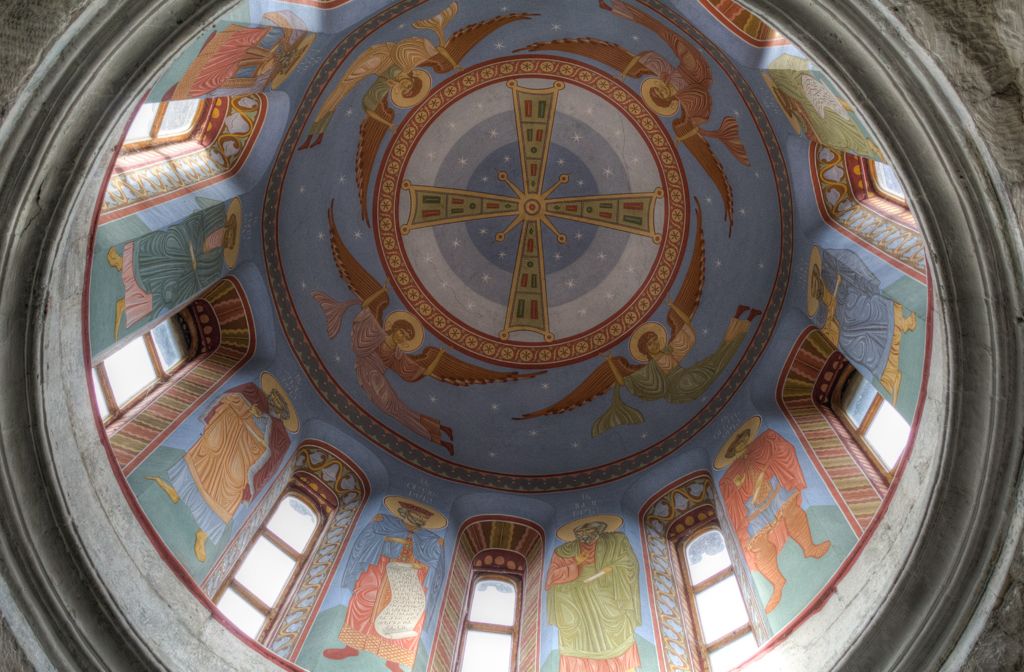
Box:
xmin=719 ymin=428 xmax=831 ymax=613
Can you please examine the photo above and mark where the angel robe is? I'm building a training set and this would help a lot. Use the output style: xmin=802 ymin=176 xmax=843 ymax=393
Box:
xmin=351 ymin=309 xmax=444 ymax=444
xmin=336 ymin=514 xmax=445 ymax=666
xmin=546 ymin=532 xmax=642 ymax=672
xmin=593 ymin=319 xmax=749 ymax=436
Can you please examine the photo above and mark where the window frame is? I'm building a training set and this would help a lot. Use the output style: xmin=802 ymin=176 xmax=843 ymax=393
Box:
xmin=832 ymin=367 xmax=905 ymax=483
xmin=93 ymin=312 xmax=194 ymax=424
xmin=456 ymin=571 xmax=523 ymax=672
xmin=677 ymin=525 xmax=757 ymax=671
xmin=867 ymin=160 xmax=909 ymax=207
xmin=213 ymin=490 xmax=325 ymax=643
xmin=122 ymin=99 xmax=205 ymax=152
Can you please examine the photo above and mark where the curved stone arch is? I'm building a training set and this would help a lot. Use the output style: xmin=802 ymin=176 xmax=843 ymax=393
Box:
xmin=0 ymin=3 xmax=1018 ymax=672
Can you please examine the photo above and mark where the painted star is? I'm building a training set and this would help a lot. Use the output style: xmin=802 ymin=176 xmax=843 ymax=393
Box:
xmin=449 ymin=121 xmax=458 ymax=130
xmin=423 ymin=254 xmax=434 ymax=263
xmin=575 ymin=231 xmax=584 ymax=240
xmin=577 ymin=308 xmax=587 ymax=316
xmin=551 ymin=23 xmax=561 ymax=31
xmin=565 ymin=278 xmax=576 ymax=288
xmin=338 ymin=175 xmax=347 ymax=184
xmin=299 ymin=185 xmax=306 ymax=193
xmin=300 ymin=280 xmax=307 ymax=289
xmin=554 ymin=252 xmax=563 ymax=261
xmin=702 ymin=327 xmax=710 ymax=336
xmin=494 ymin=40 xmax=506 ymax=50
xmin=571 ymin=441 xmax=580 ymax=448
xmin=489 ymin=129 xmax=499 ymax=138
xmin=541 ymin=382 xmax=550 ymax=390
xmin=317 ymin=232 xmax=326 ymax=241
xmin=452 ymin=238 xmax=462 ymax=248
xmin=479 ymin=227 xmax=489 ymax=235
xmin=345 ymin=108 xmax=354 ymax=117
xmin=603 ymin=167 xmax=614 ymax=177
xmin=353 ymin=230 xmax=364 ymax=239
xmin=334 ymin=354 xmax=341 ymax=362
xmin=577 ymin=179 xmax=585 ymax=187
xmin=498 ymin=251 xmax=508 ymax=260
xmin=481 ymin=273 xmax=492 ymax=283
xmin=458 ymin=157 xmax=468 ymax=166
xmin=598 ymin=252 xmax=607 ymax=260
xmin=714 ymin=258 xmax=722 ymax=268
xmin=572 ymin=132 xmax=583 ymax=143
xmin=491 ymin=403 xmax=500 ymax=411
xmin=528 ymin=429 xmax=538 ymax=437
xmin=429 ymin=394 xmax=438 ymax=403
xmin=604 ymin=292 xmax=615 ymax=300
xmin=758 ymin=261 xmax=765 ymax=269
xmin=739 ymin=208 xmax=748 ymax=216
xmin=557 ymin=157 xmax=566 ymax=166
xmin=481 ymin=176 xmax=489 ymax=183
xmin=503 ymin=155 xmax=512 ymax=163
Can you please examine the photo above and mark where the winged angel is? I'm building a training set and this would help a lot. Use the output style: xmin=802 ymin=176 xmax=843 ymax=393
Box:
xmin=518 ymin=201 xmax=761 ymax=437
xmin=519 ymin=0 xmax=750 ymax=234
xmin=299 ymin=3 xmax=535 ymax=222
xmin=314 ymin=204 xmax=540 ymax=455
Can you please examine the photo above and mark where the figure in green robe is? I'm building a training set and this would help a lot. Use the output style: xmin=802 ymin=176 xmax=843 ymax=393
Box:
xmin=106 ymin=202 xmax=231 ymax=340
xmin=545 ymin=519 xmax=642 ymax=672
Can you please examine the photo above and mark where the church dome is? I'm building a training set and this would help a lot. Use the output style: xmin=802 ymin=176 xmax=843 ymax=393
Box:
xmin=0 ymin=1 xmax=1020 ymax=671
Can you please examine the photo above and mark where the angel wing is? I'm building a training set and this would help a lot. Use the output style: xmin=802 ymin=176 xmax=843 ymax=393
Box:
xmin=355 ymin=99 xmax=395 ymax=223
xmin=300 ymin=45 xmax=392 ymax=148
xmin=666 ymin=198 xmax=706 ymax=340
xmin=423 ymin=12 xmax=538 ymax=72
xmin=411 ymin=1 xmax=459 ymax=43
xmin=409 ymin=347 xmax=541 ymax=386
xmin=327 ymin=202 xmax=390 ymax=321
xmin=516 ymin=356 xmax=641 ymax=420
xmin=516 ymin=38 xmax=654 ymax=79
xmin=676 ymin=122 xmax=736 ymax=235
xmin=599 ymin=0 xmax=711 ymax=85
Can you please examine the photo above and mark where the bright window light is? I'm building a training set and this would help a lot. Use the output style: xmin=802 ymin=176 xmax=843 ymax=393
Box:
xmin=215 ymin=588 xmax=265 ymax=638
xmin=124 ymin=103 xmax=159 ymax=143
xmin=708 ymin=632 xmax=759 ymax=672
xmin=104 ymin=335 xmax=157 ymax=406
xmin=695 ymin=575 xmax=749 ymax=643
xmin=468 ymin=579 xmax=517 ymax=627
xmin=685 ymin=529 xmax=730 ymax=584
xmin=266 ymin=496 xmax=319 ymax=553
xmin=158 ymin=99 xmax=201 ymax=137
xmin=873 ymin=161 xmax=907 ymax=200
xmin=151 ymin=319 xmax=185 ymax=372
xmin=91 ymin=368 xmax=110 ymax=419
xmin=864 ymin=399 xmax=912 ymax=471
xmin=460 ymin=630 xmax=513 ymax=672
xmin=234 ymin=537 xmax=296 ymax=607
xmin=841 ymin=374 xmax=876 ymax=427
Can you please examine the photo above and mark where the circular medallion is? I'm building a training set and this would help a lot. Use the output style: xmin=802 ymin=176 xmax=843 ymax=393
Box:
xmin=375 ymin=56 xmax=688 ymax=368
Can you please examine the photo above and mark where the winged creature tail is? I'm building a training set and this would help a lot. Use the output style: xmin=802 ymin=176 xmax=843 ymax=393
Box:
xmin=591 ymin=386 xmax=645 ymax=438
xmin=312 ymin=291 xmax=360 ymax=338
xmin=703 ymin=116 xmax=751 ymax=166
xmin=680 ymin=129 xmax=736 ymax=236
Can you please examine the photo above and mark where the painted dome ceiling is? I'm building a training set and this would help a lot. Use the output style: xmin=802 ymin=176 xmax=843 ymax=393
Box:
xmin=82 ymin=0 xmax=933 ymax=665
xmin=263 ymin=0 xmax=791 ymax=489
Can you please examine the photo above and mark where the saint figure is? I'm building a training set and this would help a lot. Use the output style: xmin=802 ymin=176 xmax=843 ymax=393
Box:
xmin=807 ymin=246 xmax=918 ymax=400
xmin=106 ymin=198 xmax=240 ymax=340
xmin=323 ymin=497 xmax=447 ymax=672
xmin=715 ymin=417 xmax=831 ymax=613
xmin=147 ymin=372 xmax=298 ymax=562
xmin=546 ymin=516 xmax=641 ymax=672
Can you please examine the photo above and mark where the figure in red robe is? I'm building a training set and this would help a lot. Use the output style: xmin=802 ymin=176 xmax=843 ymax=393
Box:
xmin=717 ymin=421 xmax=831 ymax=613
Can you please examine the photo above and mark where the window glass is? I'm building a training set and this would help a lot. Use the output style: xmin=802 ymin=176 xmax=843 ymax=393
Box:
xmin=841 ymin=374 xmax=875 ymax=427
xmin=92 ymin=368 xmax=110 ymax=419
xmin=158 ymin=99 xmax=201 ymax=137
xmin=104 ymin=335 xmax=157 ymax=406
xmin=873 ymin=162 xmax=906 ymax=200
xmin=694 ymin=576 xmax=749 ymax=643
xmin=152 ymin=319 xmax=185 ymax=372
xmin=708 ymin=632 xmax=759 ymax=672
xmin=234 ymin=536 xmax=296 ymax=607
xmin=467 ymin=579 xmax=517 ymax=626
xmin=686 ymin=530 xmax=730 ymax=585
xmin=864 ymin=398 xmax=911 ymax=470
xmin=124 ymin=102 xmax=160 ymax=143
xmin=216 ymin=588 xmax=265 ymax=638
xmin=461 ymin=630 xmax=513 ymax=672
xmin=266 ymin=496 xmax=319 ymax=553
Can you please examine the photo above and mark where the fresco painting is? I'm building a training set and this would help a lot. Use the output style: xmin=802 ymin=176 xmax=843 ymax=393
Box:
xmin=162 ymin=10 xmax=315 ymax=101
xmin=807 ymin=245 xmax=924 ymax=418
xmin=79 ymin=0 xmax=935 ymax=669
xmin=299 ymin=497 xmax=447 ymax=672
xmin=144 ymin=372 xmax=299 ymax=563
xmin=764 ymin=53 xmax=884 ymax=162
xmin=90 ymin=197 xmax=242 ymax=356
xmin=546 ymin=515 xmax=642 ymax=672
xmin=713 ymin=416 xmax=857 ymax=631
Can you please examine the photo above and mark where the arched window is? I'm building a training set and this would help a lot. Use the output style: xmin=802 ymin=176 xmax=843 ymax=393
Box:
xmin=834 ymin=367 xmax=911 ymax=481
xmin=679 ymin=528 xmax=758 ymax=671
xmin=457 ymin=573 xmax=521 ymax=672
xmin=214 ymin=493 xmax=322 ymax=640
xmin=92 ymin=311 xmax=195 ymax=423
xmin=123 ymin=99 xmax=203 ymax=150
